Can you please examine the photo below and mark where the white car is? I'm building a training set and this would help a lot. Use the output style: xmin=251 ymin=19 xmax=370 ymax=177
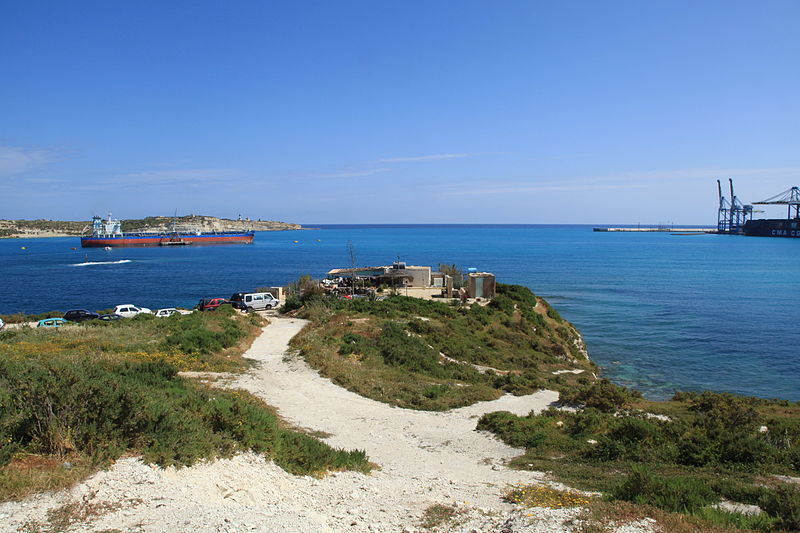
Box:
xmin=113 ymin=304 xmax=153 ymax=318
xmin=0 ymin=317 xmax=4 ymax=330
xmin=154 ymin=308 xmax=192 ymax=318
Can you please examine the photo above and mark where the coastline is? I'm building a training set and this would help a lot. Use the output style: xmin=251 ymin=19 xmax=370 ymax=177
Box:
xmin=0 ymin=216 xmax=304 ymax=239
xmin=0 ymin=227 xmax=306 ymax=239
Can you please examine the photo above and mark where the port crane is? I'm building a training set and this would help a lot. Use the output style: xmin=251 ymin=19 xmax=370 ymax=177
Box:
xmin=716 ymin=178 xmax=753 ymax=234
xmin=752 ymin=186 xmax=800 ymax=220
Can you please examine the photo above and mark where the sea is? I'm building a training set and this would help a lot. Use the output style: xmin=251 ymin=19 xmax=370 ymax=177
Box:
xmin=1 ymin=224 xmax=798 ymax=402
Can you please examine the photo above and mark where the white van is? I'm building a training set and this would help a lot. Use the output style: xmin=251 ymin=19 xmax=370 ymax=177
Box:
xmin=239 ymin=292 xmax=280 ymax=310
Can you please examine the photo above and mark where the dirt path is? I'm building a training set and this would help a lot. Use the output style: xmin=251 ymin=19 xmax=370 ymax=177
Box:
xmin=0 ymin=318 xmax=653 ymax=533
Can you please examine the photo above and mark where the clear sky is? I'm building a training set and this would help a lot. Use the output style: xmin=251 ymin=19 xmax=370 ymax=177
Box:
xmin=2 ymin=1 xmax=799 ymax=224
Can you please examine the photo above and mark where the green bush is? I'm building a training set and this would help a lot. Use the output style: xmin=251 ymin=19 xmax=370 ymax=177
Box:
xmin=0 ymin=356 xmax=370 ymax=476
xmin=760 ymin=485 xmax=800 ymax=531
xmin=163 ymin=307 xmax=245 ymax=354
xmin=493 ymin=370 xmax=543 ymax=396
xmin=560 ymin=379 xmax=639 ymax=412
xmin=377 ymin=322 xmax=443 ymax=376
xmin=477 ymin=411 xmax=550 ymax=448
xmin=609 ymin=468 xmax=717 ymax=513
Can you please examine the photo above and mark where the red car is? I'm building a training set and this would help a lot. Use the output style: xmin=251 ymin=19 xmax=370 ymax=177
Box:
xmin=196 ymin=298 xmax=249 ymax=312
xmin=196 ymin=298 xmax=228 ymax=311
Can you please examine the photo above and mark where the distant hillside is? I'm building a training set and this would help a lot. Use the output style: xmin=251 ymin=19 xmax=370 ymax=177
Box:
xmin=0 ymin=215 xmax=302 ymax=238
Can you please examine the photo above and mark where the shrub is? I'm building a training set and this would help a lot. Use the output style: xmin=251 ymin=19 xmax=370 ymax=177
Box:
xmin=760 ymin=485 xmax=800 ymax=531
xmin=609 ymin=467 xmax=717 ymax=513
xmin=495 ymin=284 xmax=537 ymax=307
xmin=560 ymin=379 xmax=639 ymax=412
xmin=377 ymin=322 xmax=442 ymax=376
xmin=493 ymin=370 xmax=543 ymax=396
xmin=0 ymin=356 xmax=371 ymax=476
xmin=338 ymin=332 xmax=373 ymax=356
xmin=162 ymin=309 xmax=245 ymax=354
xmin=587 ymin=417 xmax=667 ymax=462
xmin=476 ymin=411 xmax=550 ymax=449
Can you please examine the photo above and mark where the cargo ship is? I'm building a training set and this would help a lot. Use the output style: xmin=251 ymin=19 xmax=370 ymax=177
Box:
xmin=80 ymin=215 xmax=255 ymax=248
xmin=742 ymin=218 xmax=800 ymax=238
xmin=742 ymin=186 xmax=800 ymax=239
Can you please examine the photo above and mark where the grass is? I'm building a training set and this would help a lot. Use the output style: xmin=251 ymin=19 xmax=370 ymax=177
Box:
xmin=477 ymin=392 xmax=800 ymax=531
xmin=0 ymin=305 xmax=371 ymax=502
xmin=504 ymin=484 xmax=595 ymax=509
xmin=289 ymin=284 xmax=594 ymax=410
xmin=419 ymin=504 xmax=462 ymax=529
xmin=0 ymin=305 xmax=264 ymax=372
xmin=577 ymin=500 xmax=775 ymax=533
xmin=20 ymin=496 xmax=123 ymax=533
xmin=0 ymin=455 xmax=96 ymax=504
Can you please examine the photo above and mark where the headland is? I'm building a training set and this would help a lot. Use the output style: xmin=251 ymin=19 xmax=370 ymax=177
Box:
xmin=0 ymin=215 xmax=303 ymax=239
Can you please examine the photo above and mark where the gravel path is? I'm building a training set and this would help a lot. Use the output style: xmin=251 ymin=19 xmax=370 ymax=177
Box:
xmin=0 ymin=318 xmax=654 ymax=533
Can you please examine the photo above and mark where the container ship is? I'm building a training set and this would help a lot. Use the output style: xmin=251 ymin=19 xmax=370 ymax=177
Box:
xmin=717 ymin=181 xmax=800 ymax=238
xmin=80 ymin=215 xmax=255 ymax=248
xmin=743 ymin=186 xmax=800 ymax=238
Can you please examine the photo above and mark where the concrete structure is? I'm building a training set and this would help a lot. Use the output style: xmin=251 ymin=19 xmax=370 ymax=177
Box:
xmin=326 ymin=261 xmax=494 ymax=301
xmin=399 ymin=265 xmax=431 ymax=288
xmin=266 ymin=286 xmax=285 ymax=301
xmin=430 ymin=271 xmax=454 ymax=297
xmin=467 ymin=272 xmax=496 ymax=299
xmin=327 ymin=262 xmax=431 ymax=288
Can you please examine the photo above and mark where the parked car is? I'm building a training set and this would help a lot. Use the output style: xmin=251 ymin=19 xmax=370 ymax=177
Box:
xmin=0 ymin=317 xmax=4 ymax=330
xmin=99 ymin=313 xmax=122 ymax=321
xmin=154 ymin=308 xmax=192 ymax=318
xmin=113 ymin=304 xmax=153 ymax=318
xmin=228 ymin=300 xmax=249 ymax=311
xmin=63 ymin=309 xmax=100 ymax=322
xmin=196 ymin=298 xmax=228 ymax=311
xmin=232 ymin=292 xmax=280 ymax=310
xmin=37 ymin=318 xmax=68 ymax=328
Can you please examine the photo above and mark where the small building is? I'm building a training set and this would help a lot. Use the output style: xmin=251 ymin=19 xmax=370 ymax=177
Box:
xmin=326 ymin=262 xmax=431 ymax=288
xmin=467 ymin=272 xmax=496 ymax=299
xmin=393 ymin=263 xmax=431 ymax=288
xmin=325 ymin=261 xmax=494 ymax=301
xmin=266 ymin=286 xmax=285 ymax=300
xmin=430 ymin=271 xmax=454 ymax=297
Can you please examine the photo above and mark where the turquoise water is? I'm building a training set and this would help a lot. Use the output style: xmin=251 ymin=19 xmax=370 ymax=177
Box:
xmin=1 ymin=225 xmax=798 ymax=401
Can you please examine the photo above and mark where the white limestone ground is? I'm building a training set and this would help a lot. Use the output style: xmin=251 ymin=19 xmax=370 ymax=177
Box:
xmin=0 ymin=318 xmax=655 ymax=533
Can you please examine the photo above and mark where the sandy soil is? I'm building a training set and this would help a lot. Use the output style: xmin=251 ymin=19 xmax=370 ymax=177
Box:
xmin=0 ymin=318 xmax=654 ymax=533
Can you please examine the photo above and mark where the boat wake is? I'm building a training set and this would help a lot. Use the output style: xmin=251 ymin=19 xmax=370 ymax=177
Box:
xmin=71 ymin=259 xmax=132 ymax=267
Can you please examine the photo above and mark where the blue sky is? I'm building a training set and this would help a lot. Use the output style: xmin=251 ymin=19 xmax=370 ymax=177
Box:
xmin=2 ymin=1 xmax=799 ymax=224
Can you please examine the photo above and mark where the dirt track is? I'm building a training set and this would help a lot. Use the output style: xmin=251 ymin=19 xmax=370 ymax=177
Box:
xmin=0 ymin=318 xmax=654 ymax=533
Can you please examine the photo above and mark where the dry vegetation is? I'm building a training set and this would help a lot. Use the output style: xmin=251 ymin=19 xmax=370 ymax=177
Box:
xmin=0 ymin=306 xmax=371 ymax=502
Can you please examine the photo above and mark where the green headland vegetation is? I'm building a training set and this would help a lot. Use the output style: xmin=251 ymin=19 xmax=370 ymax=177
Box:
xmin=0 ymin=306 xmax=370 ymax=502
xmin=286 ymin=282 xmax=800 ymax=533
xmin=289 ymin=282 xmax=594 ymax=411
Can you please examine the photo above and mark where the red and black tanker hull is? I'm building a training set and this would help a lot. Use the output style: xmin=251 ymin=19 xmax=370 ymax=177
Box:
xmin=81 ymin=231 xmax=255 ymax=247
